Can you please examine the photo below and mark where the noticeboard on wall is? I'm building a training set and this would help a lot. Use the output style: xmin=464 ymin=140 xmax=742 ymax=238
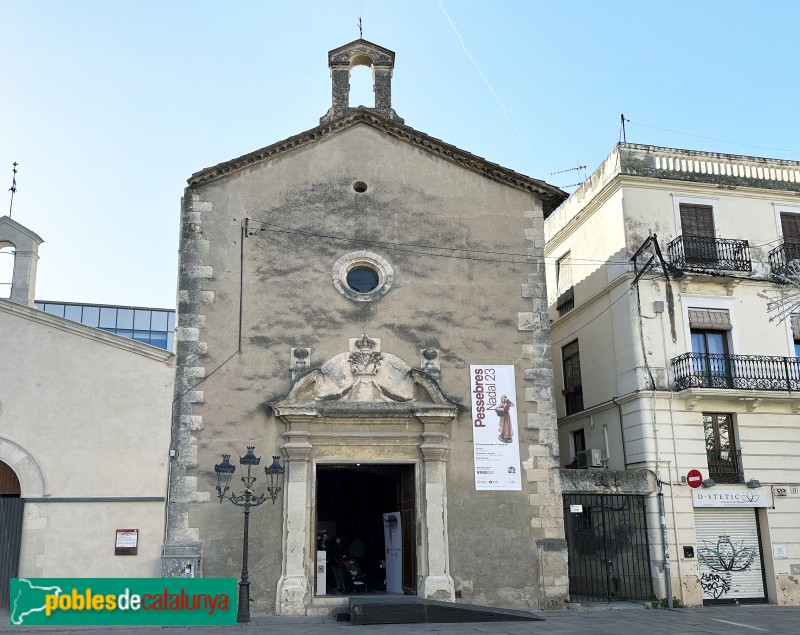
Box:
xmin=115 ymin=529 xmax=138 ymax=556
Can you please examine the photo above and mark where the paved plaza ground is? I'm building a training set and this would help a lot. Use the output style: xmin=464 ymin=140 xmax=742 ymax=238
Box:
xmin=2 ymin=604 xmax=800 ymax=634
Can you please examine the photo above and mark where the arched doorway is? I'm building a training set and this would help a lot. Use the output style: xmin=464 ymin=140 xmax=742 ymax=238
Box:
xmin=269 ymin=335 xmax=459 ymax=615
xmin=0 ymin=460 xmax=23 ymax=609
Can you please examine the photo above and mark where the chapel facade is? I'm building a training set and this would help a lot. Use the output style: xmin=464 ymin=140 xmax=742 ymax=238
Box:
xmin=162 ymin=39 xmax=569 ymax=614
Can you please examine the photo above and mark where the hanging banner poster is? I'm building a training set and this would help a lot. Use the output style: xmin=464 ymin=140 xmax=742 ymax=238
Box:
xmin=470 ymin=365 xmax=521 ymax=491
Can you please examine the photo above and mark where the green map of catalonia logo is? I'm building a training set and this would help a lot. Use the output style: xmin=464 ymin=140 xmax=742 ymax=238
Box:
xmin=10 ymin=579 xmax=63 ymax=625
xmin=10 ymin=578 xmax=237 ymax=625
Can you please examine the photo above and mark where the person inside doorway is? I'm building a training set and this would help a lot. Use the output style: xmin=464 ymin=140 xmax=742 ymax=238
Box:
xmin=317 ymin=531 xmax=328 ymax=552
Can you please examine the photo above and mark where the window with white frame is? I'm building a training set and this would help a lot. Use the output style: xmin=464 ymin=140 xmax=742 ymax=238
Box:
xmin=688 ymin=308 xmax=732 ymax=388
xmin=555 ymin=251 xmax=574 ymax=316
xmin=562 ymin=340 xmax=583 ymax=415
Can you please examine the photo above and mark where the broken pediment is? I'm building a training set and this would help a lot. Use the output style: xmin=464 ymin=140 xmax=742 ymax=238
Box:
xmin=269 ymin=335 xmax=460 ymax=419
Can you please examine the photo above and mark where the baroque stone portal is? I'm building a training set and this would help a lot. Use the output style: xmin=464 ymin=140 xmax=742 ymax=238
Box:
xmin=268 ymin=335 xmax=459 ymax=615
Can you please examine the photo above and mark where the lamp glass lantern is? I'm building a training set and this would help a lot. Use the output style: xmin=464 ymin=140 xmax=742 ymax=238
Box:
xmin=214 ymin=454 xmax=236 ymax=502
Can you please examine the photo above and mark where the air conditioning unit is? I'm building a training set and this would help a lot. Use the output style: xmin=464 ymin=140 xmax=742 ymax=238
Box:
xmin=576 ymin=449 xmax=603 ymax=469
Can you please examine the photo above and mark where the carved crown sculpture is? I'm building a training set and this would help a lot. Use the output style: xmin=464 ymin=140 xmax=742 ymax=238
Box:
xmin=355 ymin=334 xmax=377 ymax=352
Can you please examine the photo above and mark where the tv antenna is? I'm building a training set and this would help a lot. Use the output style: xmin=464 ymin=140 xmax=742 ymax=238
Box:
xmin=620 ymin=113 xmax=630 ymax=143
xmin=551 ymin=163 xmax=586 ymax=189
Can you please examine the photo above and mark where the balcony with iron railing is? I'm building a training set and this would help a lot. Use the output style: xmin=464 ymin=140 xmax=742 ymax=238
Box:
xmin=707 ymin=448 xmax=744 ymax=484
xmin=672 ymin=352 xmax=800 ymax=391
xmin=768 ymin=242 xmax=800 ymax=277
xmin=666 ymin=236 xmax=752 ymax=273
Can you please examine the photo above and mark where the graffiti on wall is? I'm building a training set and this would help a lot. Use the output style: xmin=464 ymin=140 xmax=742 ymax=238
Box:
xmin=698 ymin=534 xmax=757 ymax=599
xmin=700 ymin=572 xmax=731 ymax=599
xmin=698 ymin=535 xmax=756 ymax=572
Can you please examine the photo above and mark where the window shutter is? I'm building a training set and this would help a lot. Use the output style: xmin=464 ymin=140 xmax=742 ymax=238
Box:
xmin=792 ymin=314 xmax=800 ymax=340
xmin=781 ymin=213 xmax=800 ymax=245
xmin=556 ymin=252 xmax=573 ymax=293
xmin=680 ymin=204 xmax=715 ymax=237
xmin=688 ymin=308 xmax=732 ymax=330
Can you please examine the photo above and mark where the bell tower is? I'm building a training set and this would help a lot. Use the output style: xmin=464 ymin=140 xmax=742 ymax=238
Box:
xmin=320 ymin=39 xmax=403 ymax=124
xmin=0 ymin=216 xmax=43 ymax=307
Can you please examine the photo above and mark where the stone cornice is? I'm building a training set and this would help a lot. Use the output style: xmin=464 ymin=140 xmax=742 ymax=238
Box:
xmin=328 ymin=38 xmax=395 ymax=66
xmin=272 ymin=401 xmax=458 ymax=420
xmin=0 ymin=215 xmax=44 ymax=245
xmin=186 ymin=110 xmax=567 ymax=214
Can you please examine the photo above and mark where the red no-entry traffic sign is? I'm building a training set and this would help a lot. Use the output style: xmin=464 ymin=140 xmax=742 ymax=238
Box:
xmin=686 ymin=469 xmax=703 ymax=488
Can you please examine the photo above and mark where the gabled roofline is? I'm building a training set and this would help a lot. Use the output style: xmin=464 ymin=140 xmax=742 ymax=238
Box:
xmin=0 ymin=298 xmax=175 ymax=364
xmin=187 ymin=109 xmax=567 ymax=213
xmin=328 ymin=38 xmax=395 ymax=64
xmin=0 ymin=215 xmax=44 ymax=245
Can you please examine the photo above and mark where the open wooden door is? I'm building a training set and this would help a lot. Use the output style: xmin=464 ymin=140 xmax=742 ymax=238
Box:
xmin=399 ymin=465 xmax=416 ymax=594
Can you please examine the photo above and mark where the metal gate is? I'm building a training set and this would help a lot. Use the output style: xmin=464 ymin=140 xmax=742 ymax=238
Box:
xmin=0 ymin=496 xmax=25 ymax=609
xmin=563 ymin=494 xmax=652 ymax=602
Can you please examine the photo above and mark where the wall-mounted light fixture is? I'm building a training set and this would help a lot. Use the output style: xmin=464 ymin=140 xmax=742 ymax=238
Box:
xmin=701 ymin=478 xmax=716 ymax=488
xmin=747 ymin=478 xmax=761 ymax=489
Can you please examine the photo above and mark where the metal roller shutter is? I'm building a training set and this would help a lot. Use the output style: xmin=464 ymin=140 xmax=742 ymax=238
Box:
xmin=694 ymin=508 xmax=766 ymax=603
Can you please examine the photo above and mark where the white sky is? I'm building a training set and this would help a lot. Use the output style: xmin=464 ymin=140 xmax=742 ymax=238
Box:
xmin=2 ymin=0 xmax=799 ymax=308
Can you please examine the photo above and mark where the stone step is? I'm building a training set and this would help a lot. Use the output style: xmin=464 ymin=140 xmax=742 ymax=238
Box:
xmin=348 ymin=596 xmax=545 ymax=625
xmin=306 ymin=596 xmax=349 ymax=617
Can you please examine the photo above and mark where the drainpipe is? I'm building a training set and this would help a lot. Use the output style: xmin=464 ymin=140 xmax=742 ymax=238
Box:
xmin=658 ymin=477 xmax=673 ymax=609
xmin=603 ymin=424 xmax=610 ymax=468
xmin=612 ymin=397 xmax=628 ymax=467
xmin=642 ymin=468 xmax=672 ymax=609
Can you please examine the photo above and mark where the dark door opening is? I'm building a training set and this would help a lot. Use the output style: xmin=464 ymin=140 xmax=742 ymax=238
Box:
xmin=1 ymin=461 xmax=23 ymax=610
xmin=316 ymin=464 xmax=416 ymax=595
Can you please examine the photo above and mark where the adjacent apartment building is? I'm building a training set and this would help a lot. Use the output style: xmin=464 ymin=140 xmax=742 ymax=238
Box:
xmin=545 ymin=143 xmax=800 ymax=606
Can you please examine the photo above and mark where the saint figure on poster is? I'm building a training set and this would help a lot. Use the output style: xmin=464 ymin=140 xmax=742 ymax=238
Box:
xmin=496 ymin=395 xmax=514 ymax=443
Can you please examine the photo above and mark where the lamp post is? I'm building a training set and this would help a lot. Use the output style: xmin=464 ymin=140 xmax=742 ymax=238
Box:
xmin=214 ymin=446 xmax=285 ymax=624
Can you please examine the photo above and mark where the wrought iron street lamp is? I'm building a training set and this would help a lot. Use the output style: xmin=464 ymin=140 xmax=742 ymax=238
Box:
xmin=214 ymin=447 xmax=284 ymax=624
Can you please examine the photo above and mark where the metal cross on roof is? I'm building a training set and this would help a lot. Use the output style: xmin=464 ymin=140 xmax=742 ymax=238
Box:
xmin=8 ymin=162 xmax=17 ymax=217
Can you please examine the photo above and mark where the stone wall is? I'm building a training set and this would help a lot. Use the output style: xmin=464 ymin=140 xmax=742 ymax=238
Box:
xmin=164 ymin=121 xmax=567 ymax=612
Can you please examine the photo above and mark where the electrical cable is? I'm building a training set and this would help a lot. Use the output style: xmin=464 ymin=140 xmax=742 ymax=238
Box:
xmin=251 ymin=220 xmax=794 ymax=269
xmin=551 ymin=287 xmax=631 ymax=347
xmin=262 ymin=225 xmax=529 ymax=264
xmin=165 ymin=221 xmax=790 ymax=403
xmin=172 ymin=350 xmax=238 ymax=405
xmin=255 ymin=219 xmax=548 ymax=262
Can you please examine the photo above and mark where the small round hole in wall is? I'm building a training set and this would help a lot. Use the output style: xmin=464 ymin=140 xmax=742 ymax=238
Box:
xmin=346 ymin=265 xmax=380 ymax=293
xmin=353 ymin=181 xmax=368 ymax=193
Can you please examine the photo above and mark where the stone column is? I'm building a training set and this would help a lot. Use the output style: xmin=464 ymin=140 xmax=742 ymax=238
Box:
xmin=373 ymin=66 xmax=392 ymax=117
xmin=9 ymin=249 xmax=38 ymax=307
xmin=276 ymin=420 xmax=313 ymax=615
xmin=418 ymin=415 xmax=455 ymax=601
xmin=329 ymin=65 xmax=350 ymax=119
